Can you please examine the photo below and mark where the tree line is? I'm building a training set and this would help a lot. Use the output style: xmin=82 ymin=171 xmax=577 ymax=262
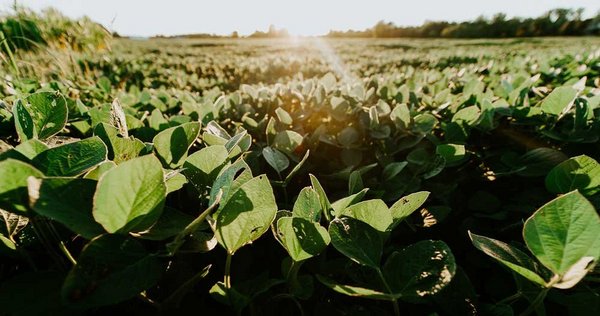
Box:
xmin=326 ymin=8 xmax=600 ymax=38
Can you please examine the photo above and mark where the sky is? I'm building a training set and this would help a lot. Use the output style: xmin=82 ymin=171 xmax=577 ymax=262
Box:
xmin=1 ymin=0 xmax=599 ymax=37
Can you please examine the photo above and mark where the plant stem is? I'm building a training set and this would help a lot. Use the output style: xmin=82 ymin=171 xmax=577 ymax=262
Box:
xmin=168 ymin=190 xmax=222 ymax=255
xmin=224 ymin=253 xmax=233 ymax=288
xmin=497 ymin=291 xmax=522 ymax=305
xmin=161 ymin=264 xmax=211 ymax=309
xmin=519 ymin=288 xmax=548 ymax=316
xmin=376 ymin=268 xmax=400 ymax=316
xmin=58 ymin=241 xmax=76 ymax=265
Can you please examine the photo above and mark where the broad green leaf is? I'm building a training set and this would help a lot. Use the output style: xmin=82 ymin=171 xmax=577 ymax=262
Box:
xmin=383 ymin=161 xmax=408 ymax=181
xmin=436 ymin=144 xmax=466 ymax=165
xmin=383 ymin=240 xmax=456 ymax=299
xmin=292 ymin=187 xmax=321 ymax=221
xmin=93 ymin=155 xmax=166 ymax=233
xmin=329 ymin=217 xmax=382 ymax=269
xmin=276 ymin=217 xmax=330 ymax=261
xmin=209 ymin=282 xmax=250 ymax=312
xmin=165 ymin=172 xmax=187 ymax=194
xmin=153 ymin=122 xmax=201 ymax=168
xmin=272 ymin=130 xmax=303 ymax=155
xmin=31 ymin=137 xmax=107 ymax=176
xmin=341 ymin=199 xmax=392 ymax=232
xmin=545 ymin=155 xmax=600 ymax=196
xmin=316 ymin=275 xmax=398 ymax=300
xmin=183 ymin=145 xmax=229 ymax=193
xmin=338 ymin=126 xmax=360 ymax=148
xmin=348 ymin=170 xmax=363 ymax=195
xmin=83 ymin=161 xmax=116 ymax=180
xmin=213 ymin=175 xmax=277 ymax=254
xmin=523 ymin=191 xmax=600 ymax=278
xmin=0 ymin=159 xmax=43 ymax=214
xmin=61 ymin=235 xmax=162 ymax=308
xmin=469 ymin=232 xmax=547 ymax=286
xmin=331 ymin=189 xmax=368 ymax=217
xmin=94 ymin=123 xmax=146 ymax=164
xmin=275 ymin=107 xmax=292 ymax=125
xmin=390 ymin=103 xmax=411 ymax=129
xmin=23 ymin=92 xmax=68 ymax=139
xmin=13 ymin=100 xmax=36 ymax=141
xmin=540 ymin=86 xmax=577 ymax=116
xmin=13 ymin=139 xmax=48 ymax=160
xmin=452 ymin=106 xmax=480 ymax=125
xmin=29 ymin=177 xmax=104 ymax=239
xmin=262 ymin=147 xmax=289 ymax=173
xmin=138 ymin=206 xmax=193 ymax=241
xmin=412 ymin=113 xmax=437 ymax=133
xmin=389 ymin=191 xmax=430 ymax=230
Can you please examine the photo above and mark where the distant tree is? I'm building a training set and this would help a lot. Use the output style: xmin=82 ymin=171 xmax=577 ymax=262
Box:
xmin=326 ymin=7 xmax=597 ymax=38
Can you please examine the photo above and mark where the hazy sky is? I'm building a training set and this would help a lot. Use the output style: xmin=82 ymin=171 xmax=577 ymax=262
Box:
xmin=1 ymin=0 xmax=599 ymax=36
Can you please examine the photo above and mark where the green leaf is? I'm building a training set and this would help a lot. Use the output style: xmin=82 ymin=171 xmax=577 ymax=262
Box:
xmin=138 ymin=206 xmax=193 ymax=241
xmin=209 ymin=282 xmax=250 ymax=312
xmin=213 ymin=175 xmax=277 ymax=254
xmin=341 ymin=199 xmax=392 ymax=232
xmin=31 ymin=137 xmax=107 ymax=176
xmin=262 ymin=146 xmax=289 ymax=174
xmin=93 ymin=155 xmax=166 ymax=233
xmin=13 ymin=100 xmax=36 ymax=141
xmin=275 ymin=107 xmax=293 ymax=125
xmin=13 ymin=139 xmax=48 ymax=160
xmin=329 ymin=217 xmax=383 ymax=269
xmin=545 ymin=155 xmax=600 ymax=196
xmin=436 ymin=144 xmax=466 ymax=165
xmin=182 ymin=145 xmax=229 ymax=193
xmin=29 ymin=177 xmax=104 ymax=239
xmin=0 ymin=159 xmax=43 ymax=214
xmin=84 ymin=161 xmax=116 ymax=180
xmin=383 ymin=161 xmax=408 ymax=181
xmin=62 ymin=235 xmax=162 ymax=308
xmin=272 ymin=130 xmax=303 ymax=155
xmin=165 ymin=172 xmax=187 ymax=194
xmin=383 ymin=240 xmax=456 ymax=299
xmin=389 ymin=191 xmax=430 ymax=230
xmin=23 ymin=92 xmax=68 ymax=139
xmin=94 ymin=123 xmax=146 ymax=164
xmin=348 ymin=170 xmax=363 ymax=195
xmin=412 ymin=113 xmax=438 ymax=133
xmin=310 ymin=174 xmax=333 ymax=220
xmin=338 ymin=126 xmax=360 ymax=148
xmin=390 ymin=103 xmax=411 ymax=129
xmin=276 ymin=217 xmax=330 ymax=261
xmin=452 ymin=106 xmax=480 ymax=125
xmin=153 ymin=122 xmax=201 ymax=168
xmin=331 ymin=189 xmax=368 ymax=217
xmin=469 ymin=232 xmax=547 ymax=286
xmin=523 ymin=191 xmax=600 ymax=280
xmin=316 ymin=275 xmax=398 ymax=300
xmin=540 ymin=86 xmax=578 ymax=116
xmin=292 ymin=187 xmax=321 ymax=221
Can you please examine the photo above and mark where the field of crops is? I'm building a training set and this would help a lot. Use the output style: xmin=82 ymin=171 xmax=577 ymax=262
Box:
xmin=1 ymin=20 xmax=600 ymax=316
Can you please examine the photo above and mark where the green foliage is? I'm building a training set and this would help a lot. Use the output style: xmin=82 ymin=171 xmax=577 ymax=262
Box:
xmin=1 ymin=16 xmax=600 ymax=315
